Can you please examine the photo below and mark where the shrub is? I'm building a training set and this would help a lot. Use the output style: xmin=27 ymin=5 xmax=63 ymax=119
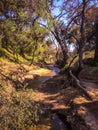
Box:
xmin=0 ymin=88 xmax=40 ymax=130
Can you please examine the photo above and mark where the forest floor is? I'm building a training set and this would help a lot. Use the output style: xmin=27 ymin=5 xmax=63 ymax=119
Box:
xmin=33 ymin=67 xmax=98 ymax=130
xmin=0 ymin=56 xmax=98 ymax=130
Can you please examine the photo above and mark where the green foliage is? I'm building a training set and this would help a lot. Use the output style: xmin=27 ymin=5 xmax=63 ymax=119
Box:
xmin=25 ymin=56 xmax=32 ymax=61
xmin=0 ymin=88 xmax=40 ymax=130
xmin=39 ymin=46 xmax=45 ymax=53
xmin=0 ymin=0 xmax=52 ymax=63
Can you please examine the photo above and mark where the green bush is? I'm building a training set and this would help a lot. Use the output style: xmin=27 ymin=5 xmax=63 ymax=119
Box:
xmin=0 ymin=88 xmax=40 ymax=130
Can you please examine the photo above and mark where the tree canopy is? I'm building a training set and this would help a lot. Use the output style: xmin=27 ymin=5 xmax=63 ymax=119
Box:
xmin=0 ymin=0 xmax=98 ymax=67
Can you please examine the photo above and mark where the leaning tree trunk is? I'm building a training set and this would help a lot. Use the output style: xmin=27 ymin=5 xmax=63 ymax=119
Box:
xmin=59 ymin=41 xmax=68 ymax=63
xmin=94 ymin=18 xmax=98 ymax=62
xmin=52 ymin=29 xmax=68 ymax=65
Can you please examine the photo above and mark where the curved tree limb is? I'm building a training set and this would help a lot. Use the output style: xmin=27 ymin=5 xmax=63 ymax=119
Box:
xmin=68 ymin=70 xmax=92 ymax=100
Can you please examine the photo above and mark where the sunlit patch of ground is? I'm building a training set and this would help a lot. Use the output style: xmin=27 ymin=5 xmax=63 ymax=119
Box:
xmin=28 ymin=68 xmax=54 ymax=76
xmin=73 ymin=96 xmax=90 ymax=105
xmin=88 ymin=89 xmax=98 ymax=100
xmin=28 ymin=125 xmax=51 ymax=130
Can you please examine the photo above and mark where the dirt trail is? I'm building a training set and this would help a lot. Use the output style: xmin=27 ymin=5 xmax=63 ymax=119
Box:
xmin=34 ymin=75 xmax=68 ymax=110
xmin=33 ymin=67 xmax=98 ymax=130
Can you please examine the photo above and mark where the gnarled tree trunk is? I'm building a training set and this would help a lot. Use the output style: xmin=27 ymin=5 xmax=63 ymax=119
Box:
xmin=94 ymin=18 xmax=98 ymax=62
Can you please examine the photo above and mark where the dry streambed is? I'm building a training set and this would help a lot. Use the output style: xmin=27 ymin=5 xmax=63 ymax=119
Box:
xmin=1 ymin=59 xmax=98 ymax=130
xmin=0 ymin=60 xmax=68 ymax=130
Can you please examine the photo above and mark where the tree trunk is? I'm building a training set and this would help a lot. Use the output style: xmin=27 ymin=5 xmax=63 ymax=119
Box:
xmin=94 ymin=19 xmax=98 ymax=62
xmin=52 ymin=30 xmax=68 ymax=65
xmin=78 ymin=41 xmax=83 ymax=70
xmin=68 ymin=70 xmax=92 ymax=100
xmin=30 ymin=45 xmax=37 ymax=65
xmin=20 ymin=48 xmax=25 ymax=58
xmin=78 ymin=0 xmax=86 ymax=70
